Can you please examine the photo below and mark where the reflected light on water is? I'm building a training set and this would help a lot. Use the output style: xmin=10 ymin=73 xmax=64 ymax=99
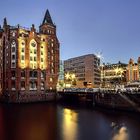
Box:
xmin=62 ymin=108 xmax=78 ymax=140
xmin=112 ymin=126 xmax=129 ymax=140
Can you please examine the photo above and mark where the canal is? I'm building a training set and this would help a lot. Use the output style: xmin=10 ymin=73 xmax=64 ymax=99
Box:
xmin=0 ymin=102 xmax=140 ymax=140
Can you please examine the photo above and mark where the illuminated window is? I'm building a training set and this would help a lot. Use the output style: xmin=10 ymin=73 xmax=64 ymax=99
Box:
xmin=21 ymin=48 xmax=24 ymax=52
xmin=12 ymin=32 xmax=16 ymax=37
xmin=41 ymin=58 xmax=43 ymax=62
xmin=41 ymin=82 xmax=44 ymax=90
xmin=41 ymin=51 xmax=43 ymax=55
xmin=21 ymin=55 xmax=24 ymax=60
xmin=11 ymin=40 xmax=16 ymax=68
xmin=34 ymin=57 xmax=36 ymax=61
xmin=21 ymin=42 xmax=25 ymax=46
xmin=41 ymin=71 xmax=45 ymax=78
xmin=51 ymin=43 xmax=54 ymax=47
xmin=31 ymin=42 xmax=36 ymax=47
xmin=34 ymin=50 xmax=37 ymax=54
xmin=30 ymin=63 xmax=33 ymax=68
xmin=34 ymin=64 xmax=37 ymax=69
xmin=30 ymin=57 xmax=33 ymax=61
xmin=51 ymin=69 xmax=54 ymax=74
xmin=50 ymin=78 xmax=53 ymax=82
xmin=30 ymin=40 xmax=37 ymax=69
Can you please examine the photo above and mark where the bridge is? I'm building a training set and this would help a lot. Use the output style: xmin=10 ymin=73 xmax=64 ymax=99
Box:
xmin=57 ymin=90 xmax=97 ymax=103
xmin=57 ymin=90 xmax=140 ymax=112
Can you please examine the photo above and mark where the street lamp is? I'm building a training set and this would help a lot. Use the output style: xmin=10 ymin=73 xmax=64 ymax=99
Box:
xmin=114 ymin=67 xmax=124 ymax=85
xmin=65 ymin=73 xmax=70 ymax=80
xmin=71 ymin=74 xmax=76 ymax=80
xmin=65 ymin=73 xmax=76 ymax=87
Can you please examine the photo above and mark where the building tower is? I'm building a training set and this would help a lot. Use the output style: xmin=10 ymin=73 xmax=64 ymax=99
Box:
xmin=39 ymin=9 xmax=60 ymax=90
xmin=0 ymin=10 xmax=60 ymax=102
xmin=127 ymin=58 xmax=138 ymax=82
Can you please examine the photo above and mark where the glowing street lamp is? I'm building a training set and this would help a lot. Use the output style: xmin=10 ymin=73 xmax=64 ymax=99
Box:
xmin=114 ymin=67 xmax=123 ymax=75
xmin=65 ymin=73 xmax=70 ymax=80
xmin=65 ymin=73 xmax=76 ymax=87
xmin=115 ymin=67 xmax=119 ymax=74
xmin=71 ymin=74 xmax=76 ymax=80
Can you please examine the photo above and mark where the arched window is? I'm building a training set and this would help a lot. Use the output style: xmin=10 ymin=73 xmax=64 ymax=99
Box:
xmin=41 ymin=82 xmax=44 ymax=90
xmin=29 ymin=81 xmax=33 ymax=90
xmin=21 ymin=81 xmax=25 ymax=90
xmin=29 ymin=81 xmax=37 ymax=90
xmin=29 ymin=39 xmax=37 ymax=69
xmin=11 ymin=40 xmax=16 ymax=68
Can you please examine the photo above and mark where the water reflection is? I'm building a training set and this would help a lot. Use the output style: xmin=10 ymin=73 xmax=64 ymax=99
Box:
xmin=62 ymin=108 xmax=78 ymax=140
xmin=0 ymin=103 xmax=57 ymax=140
xmin=0 ymin=107 xmax=5 ymax=140
xmin=0 ymin=103 xmax=139 ymax=140
xmin=112 ymin=125 xmax=129 ymax=140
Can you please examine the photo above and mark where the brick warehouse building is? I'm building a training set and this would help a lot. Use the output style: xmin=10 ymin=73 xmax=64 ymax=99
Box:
xmin=0 ymin=10 xmax=59 ymax=102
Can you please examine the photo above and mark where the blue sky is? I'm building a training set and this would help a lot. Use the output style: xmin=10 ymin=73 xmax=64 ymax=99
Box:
xmin=0 ymin=0 xmax=140 ymax=63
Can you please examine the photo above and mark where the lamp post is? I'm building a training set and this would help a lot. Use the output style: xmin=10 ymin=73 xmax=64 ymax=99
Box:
xmin=96 ymin=52 xmax=104 ymax=88
xmin=65 ymin=73 xmax=76 ymax=88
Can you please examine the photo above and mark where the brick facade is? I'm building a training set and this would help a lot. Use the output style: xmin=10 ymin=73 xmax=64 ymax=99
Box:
xmin=0 ymin=10 xmax=60 ymax=98
xmin=126 ymin=58 xmax=140 ymax=82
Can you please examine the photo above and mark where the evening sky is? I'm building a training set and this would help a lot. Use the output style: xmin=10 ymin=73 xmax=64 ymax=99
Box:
xmin=0 ymin=0 xmax=140 ymax=63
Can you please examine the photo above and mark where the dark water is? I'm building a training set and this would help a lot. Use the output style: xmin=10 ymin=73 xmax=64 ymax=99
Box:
xmin=0 ymin=102 xmax=140 ymax=140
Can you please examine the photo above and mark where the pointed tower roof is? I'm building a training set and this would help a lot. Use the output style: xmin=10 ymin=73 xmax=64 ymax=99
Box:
xmin=0 ymin=25 xmax=3 ymax=32
xmin=3 ymin=17 xmax=7 ymax=26
xmin=129 ymin=58 xmax=134 ymax=64
xmin=42 ymin=9 xmax=54 ymax=25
